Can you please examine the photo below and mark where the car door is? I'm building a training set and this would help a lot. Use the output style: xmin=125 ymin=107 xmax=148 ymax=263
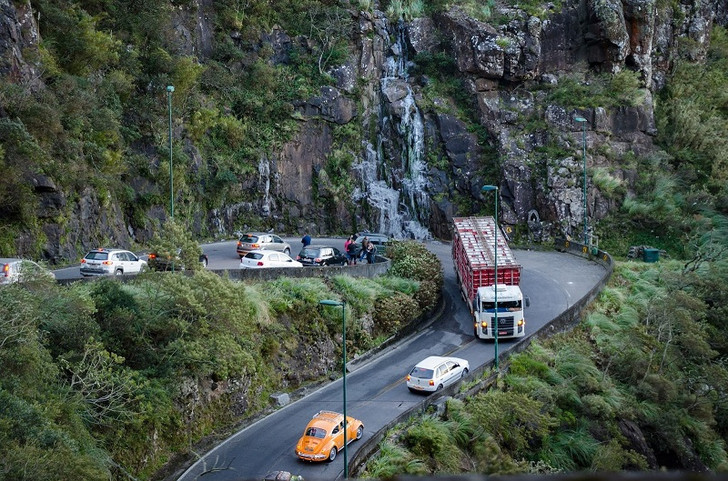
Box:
xmin=268 ymin=253 xmax=281 ymax=266
xmin=434 ymin=364 xmax=446 ymax=388
xmin=444 ymin=361 xmax=458 ymax=386
xmin=270 ymin=235 xmax=285 ymax=252
xmin=331 ymin=247 xmax=345 ymax=264
xmin=331 ymin=421 xmax=344 ymax=450
xmin=127 ymin=251 xmax=143 ymax=273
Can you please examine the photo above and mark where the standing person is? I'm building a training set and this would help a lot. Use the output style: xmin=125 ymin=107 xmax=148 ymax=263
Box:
xmin=359 ymin=237 xmax=369 ymax=263
xmin=301 ymin=232 xmax=311 ymax=248
xmin=344 ymin=235 xmax=357 ymax=265
xmin=365 ymin=239 xmax=375 ymax=264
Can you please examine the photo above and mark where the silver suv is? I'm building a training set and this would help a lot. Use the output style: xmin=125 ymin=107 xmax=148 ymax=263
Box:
xmin=80 ymin=248 xmax=147 ymax=277
xmin=236 ymin=233 xmax=291 ymax=258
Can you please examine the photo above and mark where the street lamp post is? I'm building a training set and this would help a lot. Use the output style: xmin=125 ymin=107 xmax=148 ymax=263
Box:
xmin=481 ymin=185 xmax=499 ymax=371
xmin=167 ymin=85 xmax=175 ymax=220
xmin=574 ymin=116 xmax=588 ymax=245
xmin=319 ymin=299 xmax=348 ymax=478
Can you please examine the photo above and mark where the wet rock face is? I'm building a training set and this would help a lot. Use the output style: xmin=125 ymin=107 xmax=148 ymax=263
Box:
xmin=2 ymin=0 xmax=724 ymax=256
xmin=0 ymin=0 xmax=40 ymax=84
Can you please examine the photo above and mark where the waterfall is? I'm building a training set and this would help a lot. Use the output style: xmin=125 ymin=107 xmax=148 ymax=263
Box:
xmin=354 ymin=19 xmax=431 ymax=240
xmin=258 ymin=155 xmax=271 ymax=217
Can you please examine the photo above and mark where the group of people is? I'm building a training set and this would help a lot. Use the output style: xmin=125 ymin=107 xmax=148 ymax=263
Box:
xmin=299 ymin=232 xmax=376 ymax=265
xmin=345 ymin=235 xmax=376 ymax=265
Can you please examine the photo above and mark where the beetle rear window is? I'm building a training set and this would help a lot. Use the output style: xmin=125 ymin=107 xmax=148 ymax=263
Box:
xmin=305 ymin=427 xmax=326 ymax=438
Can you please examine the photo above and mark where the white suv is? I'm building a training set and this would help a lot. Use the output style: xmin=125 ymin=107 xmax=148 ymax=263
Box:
xmin=80 ymin=248 xmax=147 ymax=277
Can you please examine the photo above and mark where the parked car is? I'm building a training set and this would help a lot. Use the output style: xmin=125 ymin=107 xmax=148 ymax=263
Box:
xmin=354 ymin=232 xmax=391 ymax=254
xmin=80 ymin=248 xmax=147 ymax=277
xmin=296 ymin=246 xmax=347 ymax=266
xmin=240 ymin=250 xmax=302 ymax=269
xmin=0 ymin=258 xmax=55 ymax=285
xmin=295 ymin=410 xmax=364 ymax=462
xmin=406 ymin=355 xmax=470 ymax=393
xmin=147 ymin=249 xmax=208 ymax=271
xmin=237 ymin=233 xmax=291 ymax=258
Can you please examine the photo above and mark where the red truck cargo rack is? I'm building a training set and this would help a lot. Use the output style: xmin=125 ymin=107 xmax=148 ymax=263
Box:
xmin=452 ymin=216 xmax=522 ymax=300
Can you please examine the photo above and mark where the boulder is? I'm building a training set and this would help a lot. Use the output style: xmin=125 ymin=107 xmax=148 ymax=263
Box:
xmin=295 ymin=86 xmax=356 ymax=125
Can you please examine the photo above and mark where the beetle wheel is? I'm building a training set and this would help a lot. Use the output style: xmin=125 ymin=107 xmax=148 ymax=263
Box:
xmin=356 ymin=425 xmax=363 ymax=440
xmin=328 ymin=446 xmax=337 ymax=462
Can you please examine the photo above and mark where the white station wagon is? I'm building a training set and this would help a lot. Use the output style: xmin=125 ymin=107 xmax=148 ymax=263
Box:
xmin=406 ymin=355 xmax=470 ymax=393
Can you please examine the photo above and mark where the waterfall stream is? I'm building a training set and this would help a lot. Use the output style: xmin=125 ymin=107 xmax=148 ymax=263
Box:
xmin=353 ymin=20 xmax=431 ymax=240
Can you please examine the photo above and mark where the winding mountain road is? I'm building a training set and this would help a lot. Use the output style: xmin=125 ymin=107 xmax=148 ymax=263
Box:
xmin=173 ymin=239 xmax=606 ymax=481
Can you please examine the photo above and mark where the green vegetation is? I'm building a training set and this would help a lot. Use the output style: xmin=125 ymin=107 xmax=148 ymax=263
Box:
xmin=364 ymin=26 xmax=728 ymax=477
xmin=365 ymin=253 xmax=728 ymax=476
xmin=0 ymin=241 xmax=440 ymax=480
xmin=0 ymin=0 xmax=358 ymax=255
xmin=543 ymin=70 xmax=646 ymax=109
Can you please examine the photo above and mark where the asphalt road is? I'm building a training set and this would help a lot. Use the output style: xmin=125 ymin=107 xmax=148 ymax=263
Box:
xmin=170 ymin=239 xmax=606 ymax=481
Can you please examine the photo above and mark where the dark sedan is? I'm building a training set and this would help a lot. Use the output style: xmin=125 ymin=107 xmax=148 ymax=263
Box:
xmin=296 ymin=246 xmax=348 ymax=266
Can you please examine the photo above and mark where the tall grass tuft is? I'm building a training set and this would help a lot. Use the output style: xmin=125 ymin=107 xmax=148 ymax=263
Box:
xmin=375 ymin=275 xmax=420 ymax=295
xmin=267 ymin=276 xmax=331 ymax=306
xmin=539 ymin=423 xmax=599 ymax=470
xmin=404 ymin=416 xmax=464 ymax=472
xmin=331 ymin=275 xmax=386 ymax=313
xmin=364 ymin=440 xmax=427 ymax=477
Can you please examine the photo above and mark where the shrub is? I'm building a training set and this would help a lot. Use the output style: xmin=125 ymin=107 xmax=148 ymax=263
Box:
xmin=373 ymin=291 xmax=421 ymax=336
xmin=404 ymin=416 xmax=462 ymax=472
xmin=387 ymin=240 xmax=443 ymax=310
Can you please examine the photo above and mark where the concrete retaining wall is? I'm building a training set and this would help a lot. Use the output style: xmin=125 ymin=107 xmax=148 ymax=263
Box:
xmin=215 ymin=255 xmax=391 ymax=281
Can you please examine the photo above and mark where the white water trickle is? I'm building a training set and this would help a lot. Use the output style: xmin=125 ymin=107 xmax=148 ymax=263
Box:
xmin=356 ymin=20 xmax=431 ymax=240
xmin=258 ymin=156 xmax=271 ymax=217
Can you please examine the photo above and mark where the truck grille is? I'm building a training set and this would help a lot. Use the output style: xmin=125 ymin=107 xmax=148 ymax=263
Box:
xmin=496 ymin=316 xmax=515 ymax=335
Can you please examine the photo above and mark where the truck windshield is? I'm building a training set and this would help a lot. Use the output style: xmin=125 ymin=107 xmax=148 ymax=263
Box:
xmin=482 ymin=300 xmax=521 ymax=310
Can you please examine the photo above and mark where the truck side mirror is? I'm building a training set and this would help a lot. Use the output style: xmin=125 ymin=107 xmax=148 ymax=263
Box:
xmin=525 ymin=297 xmax=531 ymax=308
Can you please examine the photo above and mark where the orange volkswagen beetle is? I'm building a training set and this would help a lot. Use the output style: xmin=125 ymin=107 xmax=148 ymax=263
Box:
xmin=295 ymin=410 xmax=364 ymax=462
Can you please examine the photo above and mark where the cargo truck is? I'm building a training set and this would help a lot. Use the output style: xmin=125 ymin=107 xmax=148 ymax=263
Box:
xmin=452 ymin=216 xmax=527 ymax=340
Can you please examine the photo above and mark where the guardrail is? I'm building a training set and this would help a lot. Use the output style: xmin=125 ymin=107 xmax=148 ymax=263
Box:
xmin=348 ymin=240 xmax=614 ymax=476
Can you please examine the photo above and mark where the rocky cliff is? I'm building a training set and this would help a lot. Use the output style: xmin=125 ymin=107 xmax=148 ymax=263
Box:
xmin=0 ymin=0 xmax=724 ymax=259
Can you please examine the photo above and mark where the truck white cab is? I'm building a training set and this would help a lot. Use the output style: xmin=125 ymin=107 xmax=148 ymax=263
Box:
xmin=473 ymin=283 xmax=527 ymax=339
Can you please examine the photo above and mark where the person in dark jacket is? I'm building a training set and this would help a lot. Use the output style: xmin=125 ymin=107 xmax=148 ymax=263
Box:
xmin=345 ymin=235 xmax=357 ymax=265
xmin=301 ymin=232 xmax=311 ymax=248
